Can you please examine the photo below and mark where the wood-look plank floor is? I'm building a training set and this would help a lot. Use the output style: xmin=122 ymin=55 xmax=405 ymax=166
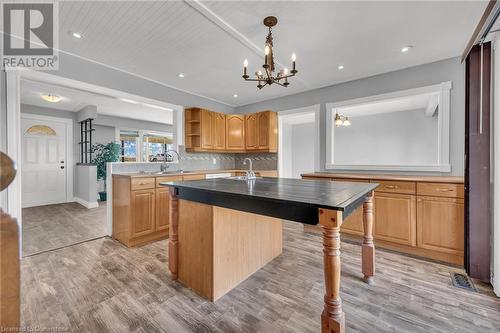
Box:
xmin=21 ymin=222 xmax=500 ymax=333
xmin=22 ymin=202 xmax=107 ymax=257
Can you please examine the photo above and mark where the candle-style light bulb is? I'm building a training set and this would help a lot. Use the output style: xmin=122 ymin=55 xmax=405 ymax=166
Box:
xmin=291 ymin=53 xmax=296 ymax=72
xmin=283 ymin=68 xmax=288 ymax=75
xmin=265 ymin=45 xmax=270 ymax=55
xmin=291 ymin=53 xmax=296 ymax=62
xmin=243 ymin=59 xmax=248 ymax=76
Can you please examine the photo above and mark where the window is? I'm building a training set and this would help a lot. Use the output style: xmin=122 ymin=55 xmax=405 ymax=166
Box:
xmin=119 ymin=130 xmax=139 ymax=162
xmin=142 ymin=133 xmax=174 ymax=162
xmin=119 ymin=130 xmax=174 ymax=162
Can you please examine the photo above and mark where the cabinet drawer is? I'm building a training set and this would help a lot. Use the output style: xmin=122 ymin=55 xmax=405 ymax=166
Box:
xmin=131 ymin=177 xmax=155 ymax=190
xmin=156 ymin=176 xmax=183 ymax=187
xmin=417 ymin=182 xmax=464 ymax=198
xmin=372 ymin=180 xmax=416 ymax=194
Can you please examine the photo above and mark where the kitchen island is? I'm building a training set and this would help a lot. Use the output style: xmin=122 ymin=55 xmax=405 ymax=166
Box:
xmin=162 ymin=177 xmax=378 ymax=333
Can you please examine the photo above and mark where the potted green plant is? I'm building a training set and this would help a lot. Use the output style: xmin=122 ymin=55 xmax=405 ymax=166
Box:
xmin=92 ymin=142 xmax=120 ymax=201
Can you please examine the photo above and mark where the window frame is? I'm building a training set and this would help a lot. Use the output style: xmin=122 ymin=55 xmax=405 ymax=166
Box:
xmin=325 ymin=81 xmax=452 ymax=172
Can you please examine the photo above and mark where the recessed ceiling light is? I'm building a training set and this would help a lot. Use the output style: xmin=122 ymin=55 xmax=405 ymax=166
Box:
xmin=178 ymin=73 xmax=185 ymax=78
xmin=337 ymin=65 xmax=344 ymax=70
xmin=233 ymin=94 xmax=238 ymax=98
xmin=143 ymin=103 xmax=173 ymax=112
xmin=119 ymin=98 xmax=139 ymax=104
xmin=71 ymin=32 xmax=83 ymax=39
xmin=401 ymin=45 xmax=413 ymax=53
xmin=40 ymin=94 xmax=62 ymax=103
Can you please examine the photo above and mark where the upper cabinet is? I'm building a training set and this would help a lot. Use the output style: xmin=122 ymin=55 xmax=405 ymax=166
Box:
xmin=245 ymin=113 xmax=258 ymax=150
xmin=214 ymin=112 xmax=226 ymax=150
xmin=257 ymin=111 xmax=278 ymax=152
xmin=185 ymin=108 xmax=277 ymax=153
xmin=226 ymin=115 xmax=245 ymax=151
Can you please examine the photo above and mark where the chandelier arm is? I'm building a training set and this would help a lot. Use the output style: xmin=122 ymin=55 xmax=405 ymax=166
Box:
xmin=274 ymin=81 xmax=287 ymax=87
xmin=258 ymin=82 xmax=269 ymax=89
xmin=244 ymin=77 xmax=262 ymax=82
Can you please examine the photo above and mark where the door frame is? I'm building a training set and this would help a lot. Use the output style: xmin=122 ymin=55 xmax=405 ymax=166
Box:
xmin=278 ymin=105 xmax=321 ymax=177
xmin=20 ymin=113 xmax=74 ymax=207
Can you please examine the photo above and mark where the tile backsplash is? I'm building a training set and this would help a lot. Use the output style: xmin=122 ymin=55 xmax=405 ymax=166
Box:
xmin=110 ymin=146 xmax=277 ymax=174
xmin=234 ymin=153 xmax=278 ymax=170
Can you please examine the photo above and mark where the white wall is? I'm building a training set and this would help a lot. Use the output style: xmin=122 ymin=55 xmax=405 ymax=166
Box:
xmin=236 ymin=57 xmax=465 ymax=176
xmin=492 ymin=32 xmax=500 ymax=296
xmin=291 ymin=122 xmax=315 ymax=178
xmin=333 ymin=109 xmax=438 ymax=165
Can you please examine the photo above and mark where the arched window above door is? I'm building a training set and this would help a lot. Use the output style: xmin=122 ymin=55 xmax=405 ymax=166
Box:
xmin=25 ymin=125 xmax=56 ymax=136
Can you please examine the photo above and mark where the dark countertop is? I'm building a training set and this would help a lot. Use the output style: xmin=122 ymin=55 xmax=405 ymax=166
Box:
xmin=161 ymin=177 xmax=378 ymax=225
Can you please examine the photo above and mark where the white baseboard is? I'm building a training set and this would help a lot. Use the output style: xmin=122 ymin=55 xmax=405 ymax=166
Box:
xmin=74 ymin=197 xmax=99 ymax=209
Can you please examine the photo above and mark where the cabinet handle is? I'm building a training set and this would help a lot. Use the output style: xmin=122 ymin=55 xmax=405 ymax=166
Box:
xmin=437 ymin=188 xmax=453 ymax=192
xmin=385 ymin=185 xmax=398 ymax=189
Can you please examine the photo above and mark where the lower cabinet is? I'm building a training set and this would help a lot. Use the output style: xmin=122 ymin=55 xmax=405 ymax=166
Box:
xmin=374 ymin=192 xmax=416 ymax=246
xmin=113 ymin=175 xmax=185 ymax=247
xmin=341 ymin=206 xmax=364 ymax=236
xmin=301 ymin=174 xmax=464 ymax=265
xmin=417 ymin=196 xmax=464 ymax=255
xmin=130 ymin=189 xmax=156 ymax=238
xmin=155 ymin=187 xmax=170 ymax=232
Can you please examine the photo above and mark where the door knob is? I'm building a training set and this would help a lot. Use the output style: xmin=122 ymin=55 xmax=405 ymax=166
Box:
xmin=60 ymin=166 xmax=65 ymax=169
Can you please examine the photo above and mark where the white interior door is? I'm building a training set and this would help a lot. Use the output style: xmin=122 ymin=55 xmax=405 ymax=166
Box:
xmin=21 ymin=117 xmax=68 ymax=207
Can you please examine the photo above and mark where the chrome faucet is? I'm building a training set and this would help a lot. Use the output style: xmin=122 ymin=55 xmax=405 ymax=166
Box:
xmin=243 ymin=158 xmax=256 ymax=180
xmin=161 ymin=149 xmax=182 ymax=172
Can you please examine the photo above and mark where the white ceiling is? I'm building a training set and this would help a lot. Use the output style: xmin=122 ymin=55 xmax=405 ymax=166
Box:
xmin=57 ymin=1 xmax=488 ymax=107
xmin=21 ymin=79 xmax=174 ymax=124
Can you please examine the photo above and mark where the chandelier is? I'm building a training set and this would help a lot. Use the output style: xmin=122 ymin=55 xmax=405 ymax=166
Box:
xmin=242 ymin=16 xmax=297 ymax=89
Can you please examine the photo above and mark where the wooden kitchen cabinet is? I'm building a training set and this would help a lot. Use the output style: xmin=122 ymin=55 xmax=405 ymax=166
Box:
xmin=214 ymin=113 xmax=226 ymax=150
xmin=113 ymin=175 xmax=179 ymax=247
xmin=257 ymin=111 xmax=277 ymax=151
xmin=226 ymin=115 xmax=246 ymax=151
xmin=245 ymin=113 xmax=258 ymax=150
xmin=245 ymin=111 xmax=278 ymax=152
xmin=417 ymin=196 xmax=464 ymax=256
xmin=301 ymin=173 xmax=464 ymax=265
xmin=155 ymin=187 xmax=170 ymax=232
xmin=201 ymin=109 xmax=215 ymax=149
xmin=186 ymin=108 xmax=277 ymax=153
xmin=374 ymin=192 xmax=416 ymax=246
xmin=130 ymin=189 xmax=156 ymax=238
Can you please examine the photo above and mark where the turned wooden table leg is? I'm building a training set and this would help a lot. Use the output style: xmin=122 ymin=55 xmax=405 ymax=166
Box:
xmin=362 ymin=191 xmax=375 ymax=285
xmin=319 ymin=209 xmax=345 ymax=333
xmin=168 ymin=188 xmax=179 ymax=280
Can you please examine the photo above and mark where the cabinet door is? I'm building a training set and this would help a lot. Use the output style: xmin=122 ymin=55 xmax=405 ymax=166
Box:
xmin=374 ymin=192 xmax=416 ymax=246
xmin=245 ymin=114 xmax=258 ymax=150
xmin=155 ymin=187 xmax=170 ymax=232
xmin=131 ymin=189 xmax=156 ymax=238
xmin=214 ymin=113 xmax=226 ymax=150
xmin=257 ymin=111 xmax=270 ymax=149
xmin=225 ymin=115 xmax=245 ymax=150
xmin=417 ymin=196 xmax=464 ymax=255
xmin=201 ymin=110 xmax=214 ymax=149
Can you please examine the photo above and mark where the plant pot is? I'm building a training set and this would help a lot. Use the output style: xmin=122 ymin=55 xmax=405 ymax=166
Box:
xmin=99 ymin=191 xmax=107 ymax=202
